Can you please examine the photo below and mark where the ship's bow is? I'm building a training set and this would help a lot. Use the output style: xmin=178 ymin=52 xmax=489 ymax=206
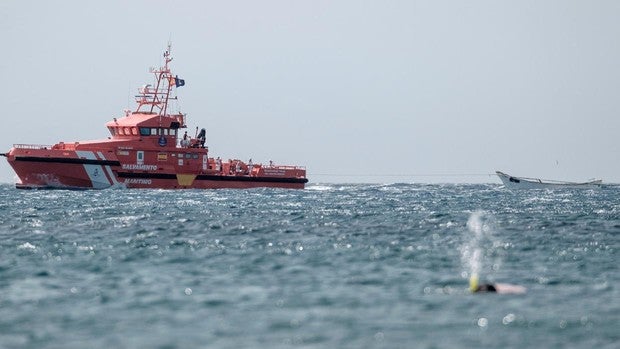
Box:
xmin=5 ymin=145 xmax=113 ymax=189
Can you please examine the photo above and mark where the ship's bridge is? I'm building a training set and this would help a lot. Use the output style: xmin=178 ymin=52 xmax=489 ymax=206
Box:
xmin=105 ymin=112 xmax=186 ymax=141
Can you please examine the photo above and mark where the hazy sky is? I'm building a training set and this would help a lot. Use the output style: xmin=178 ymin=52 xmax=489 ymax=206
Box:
xmin=2 ymin=0 xmax=619 ymax=184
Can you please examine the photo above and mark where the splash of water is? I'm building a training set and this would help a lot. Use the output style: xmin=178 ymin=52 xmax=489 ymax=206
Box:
xmin=461 ymin=210 xmax=499 ymax=290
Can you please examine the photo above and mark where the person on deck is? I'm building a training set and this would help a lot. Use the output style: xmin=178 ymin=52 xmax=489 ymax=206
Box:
xmin=197 ymin=128 xmax=206 ymax=148
xmin=215 ymin=157 xmax=221 ymax=173
xmin=182 ymin=131 xmax=189 ymax=147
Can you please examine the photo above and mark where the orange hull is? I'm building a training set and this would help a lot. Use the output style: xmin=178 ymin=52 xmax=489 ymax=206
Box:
xmin=5 ymin=145 xmax=307 ymax=190
xmin=3 ymin=44 xmax=308 ymax=190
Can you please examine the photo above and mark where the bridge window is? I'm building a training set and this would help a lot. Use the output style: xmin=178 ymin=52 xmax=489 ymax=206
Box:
xmin=150 ymin=128 xmax=157 ymax=135
xmin=140 ymin=127 xmax=150 ymax=136
xmin=108 ymin=127 xmax=116 ymax=136
xmin=131 ymin=127 xmax=138 ymax=135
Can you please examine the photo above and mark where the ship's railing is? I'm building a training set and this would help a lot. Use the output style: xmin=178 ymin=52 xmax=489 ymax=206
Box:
xmin=265 ymin=165 xmax=306 ymax=171
xmin=13 ymin=144 xmax=52 ymax=150
xmin=262 ymin=165 xmax=307 ymax=178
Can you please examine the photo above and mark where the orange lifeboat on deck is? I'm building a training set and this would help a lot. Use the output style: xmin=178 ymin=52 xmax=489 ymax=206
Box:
xmin=2 ymin=44 xmax=308 ymax=190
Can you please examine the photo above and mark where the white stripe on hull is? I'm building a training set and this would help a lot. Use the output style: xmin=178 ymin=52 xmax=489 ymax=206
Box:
xmin=76 ymin=151 xmax=112 ymax=189
xmin=97 ymin=151 xmax=122 ymax=187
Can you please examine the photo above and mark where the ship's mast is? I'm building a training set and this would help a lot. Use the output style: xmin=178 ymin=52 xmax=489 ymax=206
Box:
xmin=160 ymin=44 xmax=173 ymax=116
xmin=134 ymin=42 xmax=177 ymax=117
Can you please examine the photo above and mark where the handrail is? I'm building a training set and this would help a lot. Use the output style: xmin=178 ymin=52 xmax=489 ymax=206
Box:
xmin=12 ymin=144 xmax=52 ymax=150
xmin=265 ymin=165 xmax=306 ymax=170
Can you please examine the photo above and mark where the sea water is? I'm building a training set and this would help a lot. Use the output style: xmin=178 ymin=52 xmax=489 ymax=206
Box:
xmin=0 ymin=183 xmax=617 ymax=348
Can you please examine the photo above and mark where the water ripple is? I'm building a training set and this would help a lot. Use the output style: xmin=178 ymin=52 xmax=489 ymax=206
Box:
xmin=0 ymin=183 xmax=618 ymax=348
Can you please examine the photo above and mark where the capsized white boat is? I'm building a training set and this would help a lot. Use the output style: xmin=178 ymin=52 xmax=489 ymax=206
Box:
xmin=496 ymin=171 xmax=602 ymax=189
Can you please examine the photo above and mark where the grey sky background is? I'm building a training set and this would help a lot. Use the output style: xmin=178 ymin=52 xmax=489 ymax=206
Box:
xmin=2 ymin=0 xmax=619 ymax=184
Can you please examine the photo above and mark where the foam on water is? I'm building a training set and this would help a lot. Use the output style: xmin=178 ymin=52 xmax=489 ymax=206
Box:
xmin=17 ymin=242 xmax=37 ymax=250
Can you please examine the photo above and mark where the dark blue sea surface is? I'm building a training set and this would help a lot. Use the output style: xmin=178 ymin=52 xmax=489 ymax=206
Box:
xmin=0 ymin=183 xmax=618 ymax=348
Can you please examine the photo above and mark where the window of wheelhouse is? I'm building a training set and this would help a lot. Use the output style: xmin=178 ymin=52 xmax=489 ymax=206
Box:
xmin=117 ymin=127 xmax=124 ymax=136
xmin=131 ymin=127 xmax=138 ymax=135
xmin=136 ymin=127 xmax=177 ymax=137
xmin=108 ymin=127 xmax=116 ymax=136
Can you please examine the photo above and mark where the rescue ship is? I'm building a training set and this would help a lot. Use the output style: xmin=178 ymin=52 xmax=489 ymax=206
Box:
xmin=2 ymin=45 xmax=308 ymax=189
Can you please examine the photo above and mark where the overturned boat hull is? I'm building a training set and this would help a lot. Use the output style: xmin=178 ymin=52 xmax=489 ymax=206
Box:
xmin=496 ymin=171 xmax=602 ymax=189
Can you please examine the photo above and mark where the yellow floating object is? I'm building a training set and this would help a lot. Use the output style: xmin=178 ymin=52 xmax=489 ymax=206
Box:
xmin=469 ymin=273 xmax=479 ymax=292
